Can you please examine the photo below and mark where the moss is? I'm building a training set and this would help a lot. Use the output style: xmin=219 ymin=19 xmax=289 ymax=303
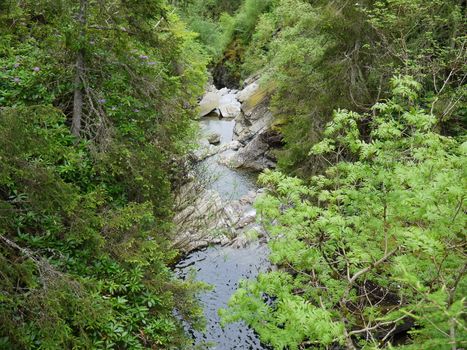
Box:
xmin=242 ymin=80 xmax=276 ymax=114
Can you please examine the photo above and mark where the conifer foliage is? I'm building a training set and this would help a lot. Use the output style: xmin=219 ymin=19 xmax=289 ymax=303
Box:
xmin=0 ymin=0 xmax=206 ymax=348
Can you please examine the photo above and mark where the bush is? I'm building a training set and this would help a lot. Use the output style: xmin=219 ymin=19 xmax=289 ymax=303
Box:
xmin=221 ymin=77 xmax=467 ymax=349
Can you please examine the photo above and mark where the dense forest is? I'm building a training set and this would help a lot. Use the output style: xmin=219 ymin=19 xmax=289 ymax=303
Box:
xmin=0 ymin=0 xmax=465 ymax=349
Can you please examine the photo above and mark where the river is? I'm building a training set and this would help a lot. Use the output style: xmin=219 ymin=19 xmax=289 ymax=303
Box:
xmin=175 ymin=116 xmax=270 ymax=349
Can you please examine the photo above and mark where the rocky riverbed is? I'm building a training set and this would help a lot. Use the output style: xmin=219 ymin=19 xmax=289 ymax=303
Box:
xmin=173 ymin=77 xmax=281 ymax=253
xmin=173 ymin=78 xmax=279 ymax=348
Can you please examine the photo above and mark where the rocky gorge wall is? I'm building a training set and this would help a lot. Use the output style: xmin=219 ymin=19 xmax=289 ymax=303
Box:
xmin=199 ymin=77 xmax=282 ymax=171
xmin=172 ymin=77 xmax=282 ymax=253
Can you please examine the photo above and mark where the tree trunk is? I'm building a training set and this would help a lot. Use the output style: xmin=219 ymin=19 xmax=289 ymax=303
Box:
xmin=71 ymin=0 xmax=87 ymax=137
xmin=72 ymin=49 xmax=84 ymax=137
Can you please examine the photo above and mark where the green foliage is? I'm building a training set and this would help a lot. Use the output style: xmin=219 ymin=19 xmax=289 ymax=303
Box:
xmin=178 ymin=0 xmax=276 ymax=85
xmin=0 ymin=0 xmax=208 ymax=348
xmin=220 ymin=0 xmax=465 ymax=174
xmin=222 ymin=78 xmax=467 ymax=349
xmin=175 ymin=0 xmax=242 ymax=58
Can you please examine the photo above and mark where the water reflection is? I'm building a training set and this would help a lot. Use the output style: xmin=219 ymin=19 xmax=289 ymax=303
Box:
xmin=175 ymin=116 xmax=270 ymax=349
xmin=175 ymin=243 xmax=270 ymax=349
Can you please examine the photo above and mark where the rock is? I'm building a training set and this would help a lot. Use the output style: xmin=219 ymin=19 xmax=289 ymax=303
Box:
xmin=237 ymin=81 xmax=259 ymax=103
xmin=226 ymin=132 xmax=276 ymax=171
xmin=206 ymin=84 xmax=217 ymax=93
xmin=218 ymin=87 xmax=230 ymax=96
xmin=241 ymin=83 xmax=271 ymax=117
xmin=229 ymin=140 xmax=241 ymax=151
xmin=173 ymin=187 xmax=230 ymax=252
xmin=229 ymin=77 xmax=282 ymax=171
xmin=219 ymin=93 xmax=242 ymax=118
xmin=172 ymin=183 xmax=263 ymax=253
xmin=193 ymin=139 xmax=220 ymax=161
xmin=233 ymin=106 xmax=273 ymax=144
xmin=207 ymin=132 xmax=221 ymax=145
xmin=174 ymin=74 xmax=280 ymax=252
xmin=239 ymin=190 xmax=258 ymax=205
xmin=236 ymin=208 xmax=256 ymax=229
xmin=199 ymin=86 xmax=242 ymax=119
xmin=231 ymin=232 xmax=251 ymax=249
xmin=230 ymin=226 xmax=263 ymax=249
xmin=199 ymin=91 xmax=221 ymax=117
xmin=193 ymin=147 xmax=218 ymax=161
xmin=223 ymin=204 xmax=241 ymax=227
xmin=243 ymin=74 xmax=261 ymax=87
xmin=212 ymin=108 xmax=221 ymax=117
xmin=232 ymin=109 xmax=274 ymax=153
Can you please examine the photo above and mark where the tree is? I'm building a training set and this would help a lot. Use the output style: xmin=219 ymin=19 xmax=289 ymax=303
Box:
xmin=221 ymin=76 xmax=466 ymax=349
xmin=0 ymin=0 xmax=208 ymax=348
xmin=234 ymin=0 xmax=466 ymax=175
xmin=71 ymin=0 xmax=87 ymax=137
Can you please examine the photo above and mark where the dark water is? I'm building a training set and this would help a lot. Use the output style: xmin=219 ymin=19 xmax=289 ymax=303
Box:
xmin=175 ymin=116 xmax=270 ymax=349
xmin=175 ymin=244 xmax=270 ymax=349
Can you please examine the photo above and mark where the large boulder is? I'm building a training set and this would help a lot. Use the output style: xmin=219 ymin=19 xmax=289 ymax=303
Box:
xmin=233 ymin=79 xmax=275 ymax=144
xmin=236 ymin=81 xmax=259 ymax=103
xmin=227 ymin=77 xmax=283 ymax=171
xmin=199 ymin=90 xmax=221 ymax=117
xmin=221 ymin=131 xmax=277 ymax=171
xmin=218 ymin=87 xmax=230 ymax=96
xmin=241 ymin=81 xmax=271 ymax=118
xmin=233 ymin=107 xmax=274 ymax=144
xmin=218 ymin=93 xmax=242 ymax=118
xmin=199 ymin=86 xmax=242 ymax=118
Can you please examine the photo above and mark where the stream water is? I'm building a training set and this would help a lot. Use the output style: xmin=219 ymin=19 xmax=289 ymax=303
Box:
xmin=198 ymin=117 xmax=257 ymax=200
xmin=175 ymin=116 xmax=270 ymax=349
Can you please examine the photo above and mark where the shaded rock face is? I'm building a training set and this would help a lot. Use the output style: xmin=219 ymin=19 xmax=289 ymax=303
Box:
xmin=220 ymin=132 xmax=276 ymax=171
xmin=262 ymin=130 xmax=284 ymax=148
xmin=211 ymin=57 xmax=241 ymax=90
xmin=229 ymin=130 xmax=284 ymax=171
xmin=227 ymin=79 xmax=282 ymax=171
xmin=197 ymin=78 xmax=282 ymax=172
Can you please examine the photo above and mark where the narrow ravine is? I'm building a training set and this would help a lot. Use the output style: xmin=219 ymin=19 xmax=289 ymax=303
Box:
xmin=175 ymin=112 xmax=271 ymax=349
xmin=198 ymin=117 xmax=257 ymax=200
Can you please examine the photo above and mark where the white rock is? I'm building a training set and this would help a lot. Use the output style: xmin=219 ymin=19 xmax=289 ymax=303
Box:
xmin=236 ymin=208 xmax=256 ymax=229
xmin=199 ymin=91 xmax=220 ymax=117
xmin=193 ymin=140 xmax=219 ymax=161
xmin=218 ymin=87 xmax=230 ymax=96
xmin=219 ymin=94 xmax=242 ymax=118
xmin=237 ymin=81 xmax=259 ymax=103
xmin=229 ymin=140 xmax=241 ymax=151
